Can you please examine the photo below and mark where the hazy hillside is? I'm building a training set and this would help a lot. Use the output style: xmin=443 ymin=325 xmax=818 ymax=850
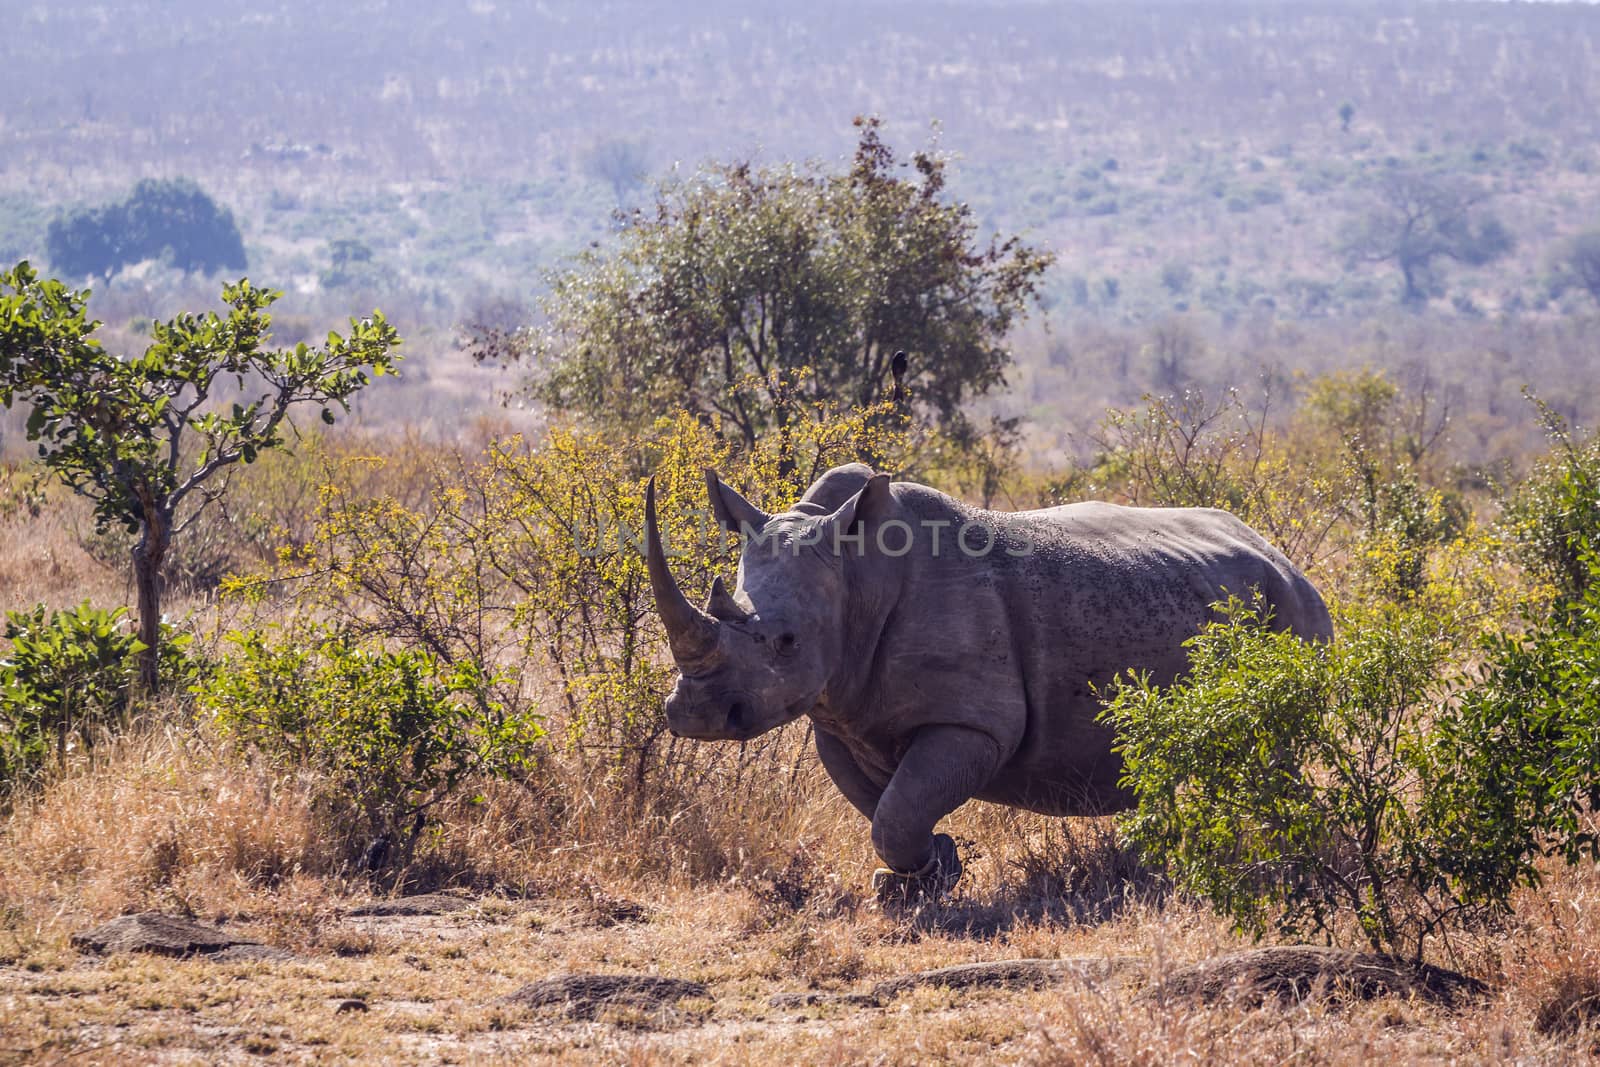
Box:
xmin=4 ymin=0 xmax=1600 ymax=458
xmin=9 ymin=1 xmax=1600 ymax=178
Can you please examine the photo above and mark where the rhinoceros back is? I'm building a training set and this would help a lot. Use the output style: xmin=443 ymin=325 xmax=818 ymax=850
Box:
xmin=865 ymin=488 xmax=1329 ymax=816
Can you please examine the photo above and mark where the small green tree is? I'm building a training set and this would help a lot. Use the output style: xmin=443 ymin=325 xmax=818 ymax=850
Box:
xmin=1439 ymin=551 xmax=1600 ymax=883
xmin=1501 ymin=395 xmax=1600 ymax=601
xmin=319 ymin=237 xmax=393 ymax=293
xmin=475 ymin=117 xmax=1051 ymax=457
xmin=0 ymin=602 xmax=188 ymax=787
xmin=584 ymin=138 xmax=651 ymax=203
xmin=0 ymin=262 xmax=401 ymax=690
xmin=1160 ymin=260 xmax=1193 ymax=297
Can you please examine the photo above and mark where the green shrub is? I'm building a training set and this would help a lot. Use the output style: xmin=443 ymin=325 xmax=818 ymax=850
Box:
xmin=199 ymin=624 xmax=543 ymax=858
xmin=1436 ymin=550 xmax=1600 ymax=882
xmin=0 ymin=602 xmax=187 ymax=787
xmin=1357 ymin=470 xmax=1467 ymax=601
xmin=1101 ymin=597 xmax=1524 ymax=959
xmin=1502 ymin=397 xmax=1600 ymax=601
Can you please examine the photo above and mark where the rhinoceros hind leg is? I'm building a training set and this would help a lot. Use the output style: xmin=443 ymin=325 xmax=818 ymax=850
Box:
xmin=870 ymin=725 xmax=1002 ymax=877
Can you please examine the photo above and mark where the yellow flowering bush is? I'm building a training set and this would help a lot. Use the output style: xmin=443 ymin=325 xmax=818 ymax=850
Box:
xmin=227 ymin=400 xmax=913 ymax=793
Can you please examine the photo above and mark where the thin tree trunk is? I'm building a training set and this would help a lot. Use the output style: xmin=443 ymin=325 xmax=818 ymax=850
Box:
xmin=132 ymin=508 xmax=169 ymax=693
xmin=1401 ymin=261 xmax=1423 ymax=306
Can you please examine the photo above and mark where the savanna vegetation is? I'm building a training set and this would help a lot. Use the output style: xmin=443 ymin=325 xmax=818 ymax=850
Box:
xmin=4 ymin=2 xmax=1600 ymax=1060
xmin=4 ymin=245 xmax=1600 ymax=1058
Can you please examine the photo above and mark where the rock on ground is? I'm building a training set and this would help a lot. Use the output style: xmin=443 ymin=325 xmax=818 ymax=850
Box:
xmin=770 ymin=956 xmax=1143 ymax=1010
xmin=71 ymin=913 xmax=286 ymax=959
xmin=346 ymin=893 xmax=473 ymax=917
xmin=1144 ymin=946 xmax=1488 ymax=1008
xmin=502 ymin=974 xmax=711 ymax=1020
xmin=767 ymin=990 xmax=883 ymax=1010
xmin=872 ymin=956 xmax=1142 ymax=1000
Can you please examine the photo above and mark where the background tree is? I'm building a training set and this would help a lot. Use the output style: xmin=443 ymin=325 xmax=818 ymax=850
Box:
xmin=1338 ymin=169 xmax=1513 ymax=305
xmin=0 ymin=262 xmax=400 ymax=690
xmin=43 ymin=205 xmax=123 ymax=282
xmin=584 ymin=138 xmax=651 ymax=204
xmin=476 ymin=118 xmax=1052 ymax=456
xmin=45 ymin=178 xmax=247 ymax=282
xmin=319 ymin=237 xmax=395 ymax=295
xmin=1554 ymin=230 xmax=1600 ymax=307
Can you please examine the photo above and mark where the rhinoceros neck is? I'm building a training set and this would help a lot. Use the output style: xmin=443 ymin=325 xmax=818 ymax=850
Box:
xmin=816 ymin=528 xmax=908 ymax=721
xmin=815 ymin=485 xmax=987 ymax=721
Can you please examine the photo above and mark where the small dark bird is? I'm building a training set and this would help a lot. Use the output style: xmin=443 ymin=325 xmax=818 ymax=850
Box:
xmin=890 ymin=350 xmax=909 ymax=407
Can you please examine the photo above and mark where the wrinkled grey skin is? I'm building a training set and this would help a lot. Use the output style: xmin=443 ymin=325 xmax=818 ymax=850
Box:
xmin=646 ymin=463 xmax=1333 ymax=883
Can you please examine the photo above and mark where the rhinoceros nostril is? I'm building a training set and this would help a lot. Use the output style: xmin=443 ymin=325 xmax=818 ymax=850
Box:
xmin=726 ymin=702 xmax=746 ymax=730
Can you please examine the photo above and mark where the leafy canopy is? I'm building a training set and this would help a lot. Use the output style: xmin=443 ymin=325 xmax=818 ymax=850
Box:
xmin=1338 ymin=168 xmax=1512 ymax=305
xmin=46 ymin=178 xmax=247 ymax=281
xmin=1101 ymin=597 xmax=1528 ymax=959
xmin=0 ymin=261 xmax=400 ymax=538
xmin=475 ymin=118 xmax=1052 ymax=450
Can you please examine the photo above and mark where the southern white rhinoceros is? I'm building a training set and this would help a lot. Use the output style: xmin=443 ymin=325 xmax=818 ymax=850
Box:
xmin=645 ymin=463 xmax=1332 ymax=898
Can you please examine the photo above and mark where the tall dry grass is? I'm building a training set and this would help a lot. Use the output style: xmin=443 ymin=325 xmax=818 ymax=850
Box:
xmin=0 ymin=713 xmax=857 ymax=928
xmin=4 ymin=422 xmax=1600 ymax=1062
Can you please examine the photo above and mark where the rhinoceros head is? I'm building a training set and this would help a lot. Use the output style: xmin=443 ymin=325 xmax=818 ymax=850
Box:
xmin=646 ymin=467 xmax=892 ymax=741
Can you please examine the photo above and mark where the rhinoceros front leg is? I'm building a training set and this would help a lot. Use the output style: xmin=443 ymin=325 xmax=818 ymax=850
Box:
xmin=870 ymin=724 xmax=1003 ymax=903
xmin=814 ymin=728 xmax=884 ymax=821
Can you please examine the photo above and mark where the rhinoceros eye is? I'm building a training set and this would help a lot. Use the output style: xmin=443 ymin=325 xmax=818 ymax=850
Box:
xmin=775 ymin=632 xmax=798 ymax=656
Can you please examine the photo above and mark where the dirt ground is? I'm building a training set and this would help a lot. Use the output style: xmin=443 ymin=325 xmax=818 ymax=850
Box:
xmin=3 ymin=873 xmax=1595 ymax=1066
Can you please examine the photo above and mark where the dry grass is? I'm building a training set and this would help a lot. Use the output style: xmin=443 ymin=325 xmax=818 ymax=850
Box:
xmin=1 ymin=720 xmax=1596 ymax=1064
xmin=0 ymin=488 xmax=142 ymax=615
xmin=2 ymin=459 xmax=1599 ymax=1064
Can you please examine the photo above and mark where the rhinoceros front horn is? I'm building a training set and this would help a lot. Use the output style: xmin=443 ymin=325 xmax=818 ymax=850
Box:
xmin=645 ymin=477 xmax=719 ymax=667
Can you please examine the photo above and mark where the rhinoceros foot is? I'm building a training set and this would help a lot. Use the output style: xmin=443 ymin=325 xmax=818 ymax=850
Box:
xmin=872 ymin=833 xmax=962 ymax=907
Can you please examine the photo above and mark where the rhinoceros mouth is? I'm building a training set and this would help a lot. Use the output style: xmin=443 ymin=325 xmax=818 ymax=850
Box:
xmin=669 ymin=688 xmax=817 ymax=742
xmin=783 ymin=690 xmax=823 ymax=721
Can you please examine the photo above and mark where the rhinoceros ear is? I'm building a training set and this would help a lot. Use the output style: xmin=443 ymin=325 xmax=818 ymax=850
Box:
xmin=705 ymin=469 xmax=771 ymax=536
xmin=704 ymin=575 xmax=750 ymax=622
xmin=823 ymin=473 xmax=894 ymax=542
